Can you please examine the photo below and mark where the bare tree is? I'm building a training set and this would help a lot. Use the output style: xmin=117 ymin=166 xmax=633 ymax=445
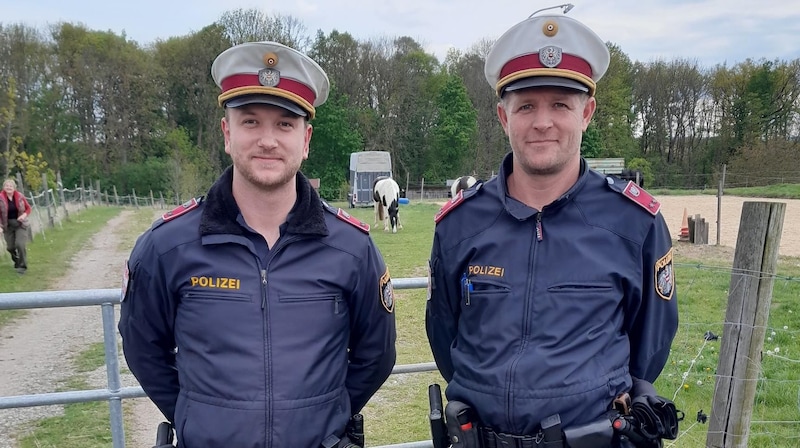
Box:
xmin=217 ymin=9 xmax=310 ymax=50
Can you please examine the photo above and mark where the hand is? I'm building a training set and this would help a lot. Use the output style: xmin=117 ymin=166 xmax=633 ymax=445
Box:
xmin=18 ymin=213 xmax=27 ymax=221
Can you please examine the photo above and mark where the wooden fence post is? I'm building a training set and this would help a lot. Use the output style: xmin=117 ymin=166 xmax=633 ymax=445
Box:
xmin=707 ymin=201 xmax=786 ymax=448
xmin=688 ymin=214 xmax=709 ymax=244
xmin=42 ymin=173 xmax=54 ymax=228
xmin=113 ymin=185 xmax=120 ymax=206
xmin=132 ymin=189 xmax=139 ymax=209
xmin=716 ymin=164 xmax=726 ymax=246
xmin=80 ymin=178 xmax=87 ymax=208
xmin=57 ymin=172 xmax=69 ymax=220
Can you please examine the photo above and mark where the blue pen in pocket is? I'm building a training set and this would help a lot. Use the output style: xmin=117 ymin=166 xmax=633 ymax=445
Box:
xmin=461 ymin=272 xmax=473 ymax=305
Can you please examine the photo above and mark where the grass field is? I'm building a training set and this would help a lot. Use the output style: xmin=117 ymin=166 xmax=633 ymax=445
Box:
xmin=344 ymin=202 xmax=800 ymax=448
xmin=4 ymin=197 xmax=800 ymax=447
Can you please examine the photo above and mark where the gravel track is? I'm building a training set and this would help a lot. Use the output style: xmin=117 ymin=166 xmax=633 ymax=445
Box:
xmin=0 ymin=210 xmax=162 ymax=448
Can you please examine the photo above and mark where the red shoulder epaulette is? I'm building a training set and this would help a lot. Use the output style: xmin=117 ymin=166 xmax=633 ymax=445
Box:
xmin=435 ymin=190 xmax=466 ymax=223
xmin=162 ymin=198 xmax=199 ymax=222
xmin=622 ymin=181 xmax=660 ymax=216
xmin=336 ymin=208 xmax=370 ymax=233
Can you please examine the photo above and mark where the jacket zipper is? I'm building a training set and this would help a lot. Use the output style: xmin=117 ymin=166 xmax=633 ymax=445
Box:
xmin=506 ymin=211 xmax=542 ymax=431
xmin=260 ymin=235 xmax=301 ymax=447
xmin=536 ymin=212 xmax=544 ymax=241
xmin=258 ymin=259 xmax=271 ymax=448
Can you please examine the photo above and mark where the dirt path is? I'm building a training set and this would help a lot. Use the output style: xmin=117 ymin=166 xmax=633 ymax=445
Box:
xmin=0 ymin=209 xmax=161 ymax=448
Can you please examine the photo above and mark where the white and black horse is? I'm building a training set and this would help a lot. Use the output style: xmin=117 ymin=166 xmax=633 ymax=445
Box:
xmin=450 ymin=175 xmax=478 ymax=198
xmin=372 ymin=177 xmax=402 ymax=233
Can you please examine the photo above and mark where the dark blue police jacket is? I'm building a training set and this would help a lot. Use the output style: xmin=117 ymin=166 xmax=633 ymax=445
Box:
xmin=426 ymin=154 xmax=678 ymax=435
xmin=119 ymin=167 xmax=396 ymax=448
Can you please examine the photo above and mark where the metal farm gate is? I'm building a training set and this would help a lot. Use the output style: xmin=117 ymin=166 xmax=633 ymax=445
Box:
xmin=0 ymin=278 xmax=435 ymax=448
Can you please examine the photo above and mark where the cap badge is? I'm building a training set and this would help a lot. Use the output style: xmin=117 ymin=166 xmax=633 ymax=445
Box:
xmin=258 ymin=68 xmax=280 ymax=87
xmin=539 ymin=46 xmax=562 ymax=68
xmin=262 ymin=52 xmax=278 ymax=67
xmin=542 ymin=20 xmax=559 ymax=37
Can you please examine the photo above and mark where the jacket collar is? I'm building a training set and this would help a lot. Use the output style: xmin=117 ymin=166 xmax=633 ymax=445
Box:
xmin=199 ymin=166 xmax=328 ymax=237
xmin=498 ymin=153 xmax=589 ymax=218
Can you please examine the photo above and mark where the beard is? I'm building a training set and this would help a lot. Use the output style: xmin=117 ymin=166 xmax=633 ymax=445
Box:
xmin=515 ymin=151 xmax=573 ymax=176
xmin=233 ymin=153 xmax=302 ymax=192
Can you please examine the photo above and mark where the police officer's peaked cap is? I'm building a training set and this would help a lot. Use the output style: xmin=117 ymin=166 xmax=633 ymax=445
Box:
xmin=212 ymin=41 xmax=330 ymax=119
xmin=484 ymin=14 xmax=610 ymax=97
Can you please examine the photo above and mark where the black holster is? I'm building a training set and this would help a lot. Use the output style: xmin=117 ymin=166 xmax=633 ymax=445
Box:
xmin=610 ymin=378 xmax=683 ymax=448
xmin=628 ymin=378 xmax=683 ymax=441
xmin=320 ymin=414 xmax=364 ymax=448
xmin=152 ymin=421 xmax=175 ymax=448
xmin=562 ymin=416 xmax=615 ymax=448
xmin=444 ymin=401 xmax=481 ymax=448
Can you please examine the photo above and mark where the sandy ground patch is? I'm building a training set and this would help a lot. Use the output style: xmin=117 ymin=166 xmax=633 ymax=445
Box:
xmin=657 ymin=195 xmax=800 ymax=258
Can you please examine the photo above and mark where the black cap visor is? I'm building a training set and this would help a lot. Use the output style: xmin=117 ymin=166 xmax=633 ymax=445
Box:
xmin=502 ymin=76 xmax=589 ymax=95
xmin=224 ymin=94 xmax=307 ymax=117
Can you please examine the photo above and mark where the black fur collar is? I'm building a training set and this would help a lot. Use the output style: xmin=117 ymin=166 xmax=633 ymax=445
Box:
xmin=199 ymin=166 xmax=328 ymax=237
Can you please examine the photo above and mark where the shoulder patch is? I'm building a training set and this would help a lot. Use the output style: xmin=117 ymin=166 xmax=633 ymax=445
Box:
xmin=434 ymin=183 xmax=481 ymax=224
xmin=655 ymin=248 xmax=674 ymax=300
xmin=379 ymin=267 xmax=394 ymax=313
xmin=607 ymin=178 xmax=660 ymax=215
xmin=162 ymin=198 xmax=200 ymax=222
xmin=322 ymin=202 xmax=370 ymax=233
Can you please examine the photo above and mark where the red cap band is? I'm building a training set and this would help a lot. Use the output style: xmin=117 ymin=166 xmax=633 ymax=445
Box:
xmin=499 ymin=53 xmax=592 ymax=80
xmin=220 ymin=74 xmax=316 ymax=105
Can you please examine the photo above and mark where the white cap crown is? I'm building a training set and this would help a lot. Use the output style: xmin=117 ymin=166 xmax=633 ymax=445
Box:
xmin=485 ymin=15 xmax=610 ymax=97
xmin=212 ymin=41 xmax=330 ymax=118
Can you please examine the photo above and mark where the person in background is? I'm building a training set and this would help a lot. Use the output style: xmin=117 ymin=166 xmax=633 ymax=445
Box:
xmin=1 ymin=178 xmax=32 ymax=274
xmin=119 ymin=41 xmax=396 ymax=448
xmin=426 ymin=12 xmax=679 ymax=448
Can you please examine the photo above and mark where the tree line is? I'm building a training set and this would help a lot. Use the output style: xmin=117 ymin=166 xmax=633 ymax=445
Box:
xmin=1 ymin=9 xmax=799 ymax=201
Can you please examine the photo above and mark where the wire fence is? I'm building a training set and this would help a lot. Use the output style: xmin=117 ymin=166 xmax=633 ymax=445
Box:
xmin=657 ymin=261 xmax=800 ymax=447
xmin=9 ymin=185 xmax=171 ymax=242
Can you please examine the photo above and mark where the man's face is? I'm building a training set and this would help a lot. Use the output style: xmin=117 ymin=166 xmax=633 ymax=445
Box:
xmin=497 ymin=86 xmax=595 ymax=176
xmin=221 ymin=103 xmax=312 ymax=191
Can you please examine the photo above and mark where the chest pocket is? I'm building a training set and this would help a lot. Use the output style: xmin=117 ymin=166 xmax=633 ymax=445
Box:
xmin=463 ymin=277 xmax=509 ymax=304
xmin=547 ymin=282 xmax=614 ymax=293
xmin=279 ymin=293 xmax=344 ymax=315
xmin=457 ymin=277 xmax=515 ymax=355
xmin=544 ymin=282 xmax=620 ymax=325
xmin=273 ymin=293 xmax=348 ymax=346
xmin=183 ymin=291 xmax=252 ymax=302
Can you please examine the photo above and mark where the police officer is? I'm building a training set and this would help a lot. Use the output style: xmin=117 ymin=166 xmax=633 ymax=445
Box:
xmin=119 ymin=41 xmax=397 ymax=448
xmin=426 ymin=12 xmax=679 ymax=447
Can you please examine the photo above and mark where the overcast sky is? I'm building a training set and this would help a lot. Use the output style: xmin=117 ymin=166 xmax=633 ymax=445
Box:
xmin=3 ymin=0 xmax=799 ymax=68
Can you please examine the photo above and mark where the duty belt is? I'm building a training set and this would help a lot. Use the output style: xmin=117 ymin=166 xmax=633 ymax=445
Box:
xmin=481 ymin=414 xmax=565 ymax=448
xmin=480 ymin=427 xmax=545 ymax=448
